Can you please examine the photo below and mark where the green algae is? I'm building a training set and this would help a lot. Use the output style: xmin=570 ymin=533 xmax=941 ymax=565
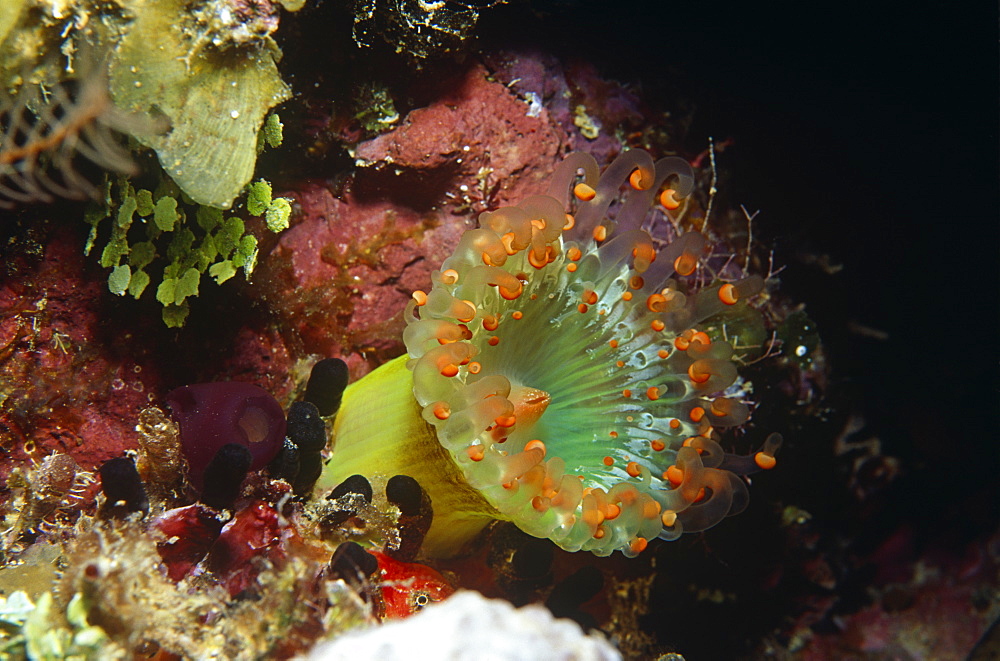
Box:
xmin=90 ymin=173 xmax=285 ymax=327
xmin=247 ymin=178 xmax=292 ymax=232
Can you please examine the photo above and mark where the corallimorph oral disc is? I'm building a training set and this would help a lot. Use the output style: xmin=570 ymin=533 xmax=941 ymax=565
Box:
xmin=320 ymin=149 xmax=780 ymax=558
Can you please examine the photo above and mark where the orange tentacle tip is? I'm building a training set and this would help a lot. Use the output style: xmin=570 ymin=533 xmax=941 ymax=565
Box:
xmin=710 ymin=397 xmax=733 ymax=417
xmin=456 ymin=300 xmax=476 ymax=323
xmin=411 ymin=290 xmax=428 ymax=306
xmin=498 ymin=284 xmax=523 ymax=301
xmin=632 ymin=244 xmax=656 ymax=268
xmin=629 ymin=168 xmax=651 ymax=190
xmin=754 ymin=452 xmax=777 ymax=470
xmin=626 ymin=461 xmax=641 ymax=478
xmin=495 ymin=415 xmax=517 ymax=428
xmin=687 ymin=362 xmax=712 ymax=384
xmin=619 ymin=488 xmax=639 ymax=505
xmin=574 ymin=183 xmax=597 ymax=201
xmin=524 ymin=439 xmax=546 ymax=457
xmin=499 ymin=232 xmax=517 ymax=255
xmin=718 ymin=283 xmax=739 ymax=305
xmin=673 ymin=251 xmax=697 ymax=276
xmin=661 ymin=509 xmax=678 ymax=527
xmin=527 ymin=247 xmax=550 ymax=269
xmin=466 ymin=445 xmax=485 ymax=461
xmin=440 ymin=269 xmax=460 ymax=285
xmin=629 ymin=537 xmax=648 ymax=554
xmin=583 ymin=506 xmax=605 ymax=527
xmin=659 ymin=188 xmax=682 ymax=210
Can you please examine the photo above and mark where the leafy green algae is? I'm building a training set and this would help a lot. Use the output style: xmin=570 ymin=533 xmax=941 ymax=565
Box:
xmin=88 ymin=172 xmax=285 ymax=327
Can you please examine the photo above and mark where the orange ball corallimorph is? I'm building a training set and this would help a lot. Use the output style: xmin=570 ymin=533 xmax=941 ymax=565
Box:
xmin=400 ymin=149 xmax=780 ymax=556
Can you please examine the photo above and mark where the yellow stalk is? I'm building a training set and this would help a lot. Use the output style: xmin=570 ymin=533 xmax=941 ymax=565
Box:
xmin=315 ymin=355 xmax=501 ymax=558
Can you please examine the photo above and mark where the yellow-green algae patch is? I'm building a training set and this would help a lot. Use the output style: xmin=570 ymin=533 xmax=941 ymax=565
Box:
xmin=109 ymin=0 xmax=291 ymax=208
xmin=316 ymin=355 xmax=503 ymax=558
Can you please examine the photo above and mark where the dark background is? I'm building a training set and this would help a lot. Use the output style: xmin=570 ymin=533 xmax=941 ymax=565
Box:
xmin=472 ymin=0 xmax=1000 ymax=654
xmin=476 ymin=0 xmax=999 ymax=471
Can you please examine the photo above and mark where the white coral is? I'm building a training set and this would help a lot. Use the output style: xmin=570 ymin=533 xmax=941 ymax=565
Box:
xmin=307 ymin=590 xmax=622 ymax=661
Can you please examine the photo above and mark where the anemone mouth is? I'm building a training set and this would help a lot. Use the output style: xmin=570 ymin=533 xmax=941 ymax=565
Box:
xmin=404 ymin=149 xmax=778 ymax=557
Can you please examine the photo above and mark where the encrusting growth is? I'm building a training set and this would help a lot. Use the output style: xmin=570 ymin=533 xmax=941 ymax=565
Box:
xmin=317 ymin=149 xmax=781 ymax=557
